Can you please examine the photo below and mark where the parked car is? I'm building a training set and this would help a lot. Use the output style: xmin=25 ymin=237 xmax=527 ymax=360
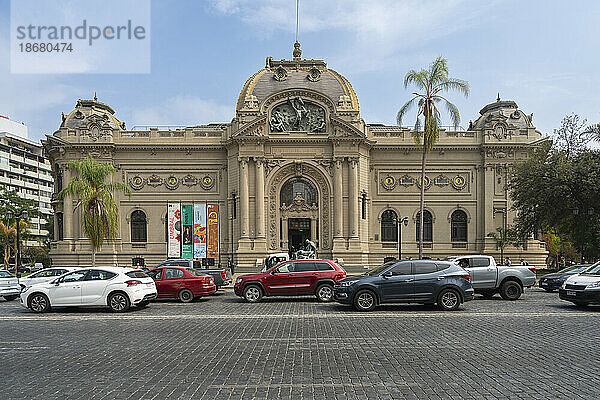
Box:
xmin=334 ymin=260 xmax=473 ymax=311
xmin=20 ymin=267 xmax=157 ymax=313
xmin=449 ymin=255 xmax=536 ymax=300
xmin=235 ymin=259 xmax=347 ymax=303
xmin=0 ymin=270 xmax=21 ymax=301
xmin=539 ymin=264 xmax=589 ymax=292
xmin=18 ymin=267 xmax=80 ymax=290
xmin=559 ymin=261 xmax=600 ymax=307
xmin=154 ymin=259 xmax=232 ymax=288
xmin=145 ymin=266 xmax=216 ymax=302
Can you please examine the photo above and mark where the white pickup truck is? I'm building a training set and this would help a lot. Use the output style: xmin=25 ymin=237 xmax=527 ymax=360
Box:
xmin=449 ymin=255 xmax=536 ymax=300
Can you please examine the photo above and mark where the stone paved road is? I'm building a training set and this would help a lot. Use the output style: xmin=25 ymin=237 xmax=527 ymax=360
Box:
xmin=1 ymin=288 xmax=599 ymax=400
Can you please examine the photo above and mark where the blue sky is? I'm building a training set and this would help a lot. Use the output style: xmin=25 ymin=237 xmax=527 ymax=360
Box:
xmin=1 ymin=0 xmax=599 ymax=142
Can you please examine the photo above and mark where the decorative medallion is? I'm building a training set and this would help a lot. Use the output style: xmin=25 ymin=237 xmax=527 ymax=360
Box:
xmin=400 ymin=175 xmax=414 ymax=186
xmin=182 ymin=174 xmax=198 ymax=187
xmin=382 ymin=175 xmax=397 ymax=190
xmin=270 ymin=97 xmax=326 ymax=133
xmin=273 ymin=66 xmax=288 ymax=81
xmin=200 ymin=175 xmax=215 ymax=190
xmin=416 ymin=176 xmax=432 ymax=190
xmin=307 ymin=67 xmax=321 ymax=82
xmin=147 ymin=174 xmax=163 ymax=187
xmin=165 ymin=175 xmax=179 ymax=190
xmin=452 ymin=175 xmax=467 ymax=190
xmin=434 ymin=175 xmax=450 ymax=186
xmin=129 ymin=175 xmax=145 ymax=190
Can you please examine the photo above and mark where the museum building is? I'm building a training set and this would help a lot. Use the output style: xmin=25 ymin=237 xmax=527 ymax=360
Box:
xmin=44 ymin=45 xmax=549 ymax=271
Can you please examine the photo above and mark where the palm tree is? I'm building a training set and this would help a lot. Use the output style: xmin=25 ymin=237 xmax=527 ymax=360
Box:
xmin=0 ymin=221 xmax=15 ymax=267
xmin=487 ymin=226 xmax=518 ymax=263
xmin=397 ymin=56 xmax=469 ymax=258
xmin=59 ymin=157 xmax=131 ymax=267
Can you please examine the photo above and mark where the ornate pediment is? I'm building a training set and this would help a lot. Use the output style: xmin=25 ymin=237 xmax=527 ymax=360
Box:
xmin=330 ymin=116 xmax=366 ymax=139
xmin=232 ymin=115 xmax=267 ymax=138
xmin=281 ymin=193 xmax=318 ymax=214
xmin=269 ymin=97 xmax=326 ymax=133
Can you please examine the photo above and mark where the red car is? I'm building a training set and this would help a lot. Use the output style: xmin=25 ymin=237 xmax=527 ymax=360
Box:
xmin=146 ymin=267 xmax=216 ymax=302
xmin=234 ymin=259 xmax=347 ymax=303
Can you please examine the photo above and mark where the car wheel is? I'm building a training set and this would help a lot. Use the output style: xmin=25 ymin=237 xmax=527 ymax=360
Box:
xmin=178 ymin=289 xmax=194 ymax=303
xmin=137 ymin=300 xmax=150 ymax=309
xmin=243 ymin=285 xmax=263 ymax=303
xmin=437 ymin=288 xmax=461 ymax=311
xmin=499 ymin=281 xmax=522 ymax=300
xmin=353 ymin=289 xmax=377 ymax=312
xmin=108 ymin=292 xmax=130 ymax=313
xmin=3 ymin=295 xmax=18 ymax=301
xmin=29 ymin=293 xmax=50 ymax=313
xmin=316 ymin=283 xmax=334 ymax=302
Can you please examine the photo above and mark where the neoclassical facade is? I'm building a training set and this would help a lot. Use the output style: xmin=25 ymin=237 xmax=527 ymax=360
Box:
xmin=44 ymin=46 xmax=548 ymax=271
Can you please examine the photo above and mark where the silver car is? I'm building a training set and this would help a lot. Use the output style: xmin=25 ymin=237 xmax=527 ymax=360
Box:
xmin=18 ymin=267 xmax=80 ymax=290
xmin=0 ymin=270 xmax=21 ymax=301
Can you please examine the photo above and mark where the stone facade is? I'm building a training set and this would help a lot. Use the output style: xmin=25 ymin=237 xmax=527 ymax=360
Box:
xmin=43 ymin=50 xmax=548 ymax=271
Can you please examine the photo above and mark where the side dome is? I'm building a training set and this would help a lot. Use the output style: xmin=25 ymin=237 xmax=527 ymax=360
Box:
xmin=61 ymin=96 xmax=124 ymax=130
xmin=472 ymin=95 xmax=534 ymax=130
xmin=236 ymin=48 xmax=359 ymax=113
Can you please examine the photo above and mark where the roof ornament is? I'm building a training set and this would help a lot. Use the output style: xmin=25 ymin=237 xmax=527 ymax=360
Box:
xmin=293 ymin=42 xmax=302 ymax=60
xmin=94 ymin=92 xmax=98 ymax=101
xmin=496 ymin=93 xmax=500 ymax=102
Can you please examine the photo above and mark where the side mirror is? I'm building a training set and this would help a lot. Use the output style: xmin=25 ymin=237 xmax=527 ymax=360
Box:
xmin=382 ymin=271 xmax=393 ymax=279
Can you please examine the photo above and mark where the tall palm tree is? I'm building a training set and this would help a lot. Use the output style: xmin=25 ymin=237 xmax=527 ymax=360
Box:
xmin=59 ymin=157 xmax=131 ymax=267
xmin=397 ymin=56 xmax=469 ymax=259
xmin=0 ymin=221 xmax=15 ymax=267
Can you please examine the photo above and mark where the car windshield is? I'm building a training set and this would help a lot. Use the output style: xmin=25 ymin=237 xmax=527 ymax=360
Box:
xmin=581 ymin=262 xmax=600 ymax=275
xmin=363 ymin=261 xmax=396 ymax=276
xmin=188 ymin=269 xmax=207 ymax=277
xmin=558 ymin=265 xmax=588 ymax=274
xmin=0 ymin=271 xmax=13 ymax=278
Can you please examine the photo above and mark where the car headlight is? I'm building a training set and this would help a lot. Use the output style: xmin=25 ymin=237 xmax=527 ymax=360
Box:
xmin=561 ymin=281 xmax=567 ymax=289
xmin=236 ymin=278 xmax=242 ymax=284
xmin=339 ymin=279 xmax=359 ymax=287
xmin=586 ymin=281 xmax=600 ymax=289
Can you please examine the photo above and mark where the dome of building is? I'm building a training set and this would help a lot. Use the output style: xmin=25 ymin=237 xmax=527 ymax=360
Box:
xmin=61 ymin=95 xmax=124 ymax=130
xmin=236 ymin=44 xmax=359 ymax=113
xmin=471 ymin=95 xmax=534 ymax=130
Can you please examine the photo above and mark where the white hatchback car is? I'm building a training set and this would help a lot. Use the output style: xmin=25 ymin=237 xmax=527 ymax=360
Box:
xmin=20 ymin=267 xmax=157 ymax=313
xmin=0 ymin=270 xmax=21 ymax=301
xmin=18 ymin=267 xmax=80 ymax=290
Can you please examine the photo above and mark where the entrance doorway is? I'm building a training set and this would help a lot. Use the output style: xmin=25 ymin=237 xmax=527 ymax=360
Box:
xmin=288 ymin=218 xmax=311 ymax=253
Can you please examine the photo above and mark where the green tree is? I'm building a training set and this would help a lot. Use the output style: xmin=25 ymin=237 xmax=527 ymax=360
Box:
xmin=0 ymin=221 xmax=15 ymax=267
xmin=487 ymin=226 xmax=520 ymax=263
xmin=0 ymin=187 xmax=37 ymax=270
xmin=58 ymin=157 xmax=130 ymax=267
xmin=397 ymin=56 xmax=469 ymax=258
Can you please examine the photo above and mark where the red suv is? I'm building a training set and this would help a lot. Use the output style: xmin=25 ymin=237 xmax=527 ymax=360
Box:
xmin=146 ymin=267 xmax=216 ymax=303
xmin=234 ymin=259 xmax=347 ymax=303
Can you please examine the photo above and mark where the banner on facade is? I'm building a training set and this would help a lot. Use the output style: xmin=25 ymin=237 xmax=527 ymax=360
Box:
xmin=167 ymin=202 xmax=181 ymax=258
xmin=193 ymin=202 xmax=207 ymax=259
xmin=207 ymin=203 xmax=219 ymax=258
xmin=182 ymin=204 xmax=193 ymax=259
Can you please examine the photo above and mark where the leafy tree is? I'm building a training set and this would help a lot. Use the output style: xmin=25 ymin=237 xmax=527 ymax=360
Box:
xmin=553 ymin=113 xmax=600 ymax=159
xmin=25 ymin=246 xmax=51 ymax=267
xmin=0 ymin=221 xmax=15 ymax=267
xmin=487 ymin=226 xmax=520 ymax=262
xmin=58 ymin=157 xmax=131 ymax=267
xmin=0 ymin=187 xmax=37 ymax=271
xmin=541 ymin=231 xmax=578 ymax=270
xmin=397 ymin=56 xmax=469 ymax=258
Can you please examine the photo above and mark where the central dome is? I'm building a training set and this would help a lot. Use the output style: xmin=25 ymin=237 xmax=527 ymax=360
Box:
xmin=236 ymin=47 xmax=359 ymax=113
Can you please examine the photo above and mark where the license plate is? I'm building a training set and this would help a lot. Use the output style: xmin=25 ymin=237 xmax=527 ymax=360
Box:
xmin=566 ymin=290 xmax=576 ymax=296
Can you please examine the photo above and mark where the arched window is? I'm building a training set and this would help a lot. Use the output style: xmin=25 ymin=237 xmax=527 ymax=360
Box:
xmin=280 ymin=177 xmax=318 ymax=206
xmin=131 ymin=210 xmax=147 ymax=243
xmin=451 ymin=210 xmax=468 ymax=242
xmin=381 ymin=210 xmax=398 ymax=242
xmin=415 ymin=210 xmax=433 ymax=242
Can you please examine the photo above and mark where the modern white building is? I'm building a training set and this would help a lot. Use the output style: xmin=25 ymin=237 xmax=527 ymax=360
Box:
xmin=0 ymin=116 xmax=54 ymax=247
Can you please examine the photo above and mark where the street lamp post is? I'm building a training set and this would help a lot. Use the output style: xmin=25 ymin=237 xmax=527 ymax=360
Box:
xmin=397 ymin=216 xmax=409 ymax=260
xmin=6 ymin=209 xmax=28 ymax=277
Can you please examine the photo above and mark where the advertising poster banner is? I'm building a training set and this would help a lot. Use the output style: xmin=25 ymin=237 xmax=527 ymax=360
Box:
xmin=207 ymin=203 xmax=219 ymax=258
xmin=167 ymin=203 xmax=181 ymax=258
xmin=182 ymin=204 xmax=193 ymax=259
xmin=193 ymin=203 xmax=207 ymax=259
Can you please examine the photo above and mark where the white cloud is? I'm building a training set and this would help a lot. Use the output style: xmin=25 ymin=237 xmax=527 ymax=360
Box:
xmin=130 ymin=95 xmax=233 ymax=127
xmin=208 ymin=0 xmax=496 ymax=72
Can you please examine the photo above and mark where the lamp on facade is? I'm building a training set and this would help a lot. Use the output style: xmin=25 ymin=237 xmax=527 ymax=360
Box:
xmin=6 ymin=209 xmax=28 ymax=277
xmin=397 ymin=216 xmax=409 ymax=260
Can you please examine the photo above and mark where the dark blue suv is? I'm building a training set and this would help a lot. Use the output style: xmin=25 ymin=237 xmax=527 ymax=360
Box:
xmin=334 ymin=260 xmax=474 ymax=311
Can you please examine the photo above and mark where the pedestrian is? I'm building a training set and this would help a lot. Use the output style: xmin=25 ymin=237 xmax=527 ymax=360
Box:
xmin=520 ymin=258 xmax=529 ymax=266
xmin=504 ymin=257 xmax=511 ymax=266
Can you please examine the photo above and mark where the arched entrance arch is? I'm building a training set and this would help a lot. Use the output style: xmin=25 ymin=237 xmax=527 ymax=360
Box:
xmin=267 ymin=162 xmax=332 ymax=253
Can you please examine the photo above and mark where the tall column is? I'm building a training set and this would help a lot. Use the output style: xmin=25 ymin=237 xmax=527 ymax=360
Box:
xmin=348 ymin=158 xmax=359 ymax=238
xmin=255 ymin=158 xmax=265 ymax=238
xmin=63 ymin=166 xmax=73 ymax=240
xmin=239 ymin=158 xmax=250 ymax=239
xmin=333 ymin=158 xmax=343 ymax=238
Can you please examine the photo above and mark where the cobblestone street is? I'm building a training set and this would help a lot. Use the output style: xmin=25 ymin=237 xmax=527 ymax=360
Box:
xmin=1 ymin=288 xmax=599 ymax=400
